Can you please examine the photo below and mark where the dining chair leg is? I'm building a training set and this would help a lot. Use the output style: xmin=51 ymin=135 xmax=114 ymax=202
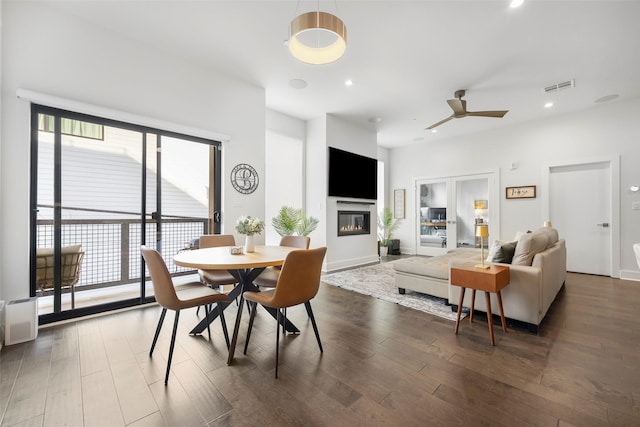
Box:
xmin=275 ymin=308 xmax=281 ymax=378
xmin=150 ymin=308 xmax=167 ymax=357
xmin=282 ymin=308 xmax=287 ymax=335
xmin=243 ymin=302 xmax=258 ymax=355
xmin=218 ymin=303 xmax=230 ymax=349
xmin=305 ymin=302 xmax=323 ymax=353
xmin=165 ymin=310 xmax=180 ymax=385
xmin=204 ymin=304 xmax=212 ymax=339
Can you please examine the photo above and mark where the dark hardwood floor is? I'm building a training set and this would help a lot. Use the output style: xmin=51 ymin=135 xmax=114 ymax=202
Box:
xmin=1 ymin=268 xmax=639 ymax=426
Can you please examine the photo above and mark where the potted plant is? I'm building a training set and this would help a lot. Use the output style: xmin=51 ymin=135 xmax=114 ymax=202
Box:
xmin=272 ymin=206 xmax=319 ymax=237
xmin=378 ymin=207 xmax=400 ymax=257
xmin=235 ymin=215 xmax=265 ymax=253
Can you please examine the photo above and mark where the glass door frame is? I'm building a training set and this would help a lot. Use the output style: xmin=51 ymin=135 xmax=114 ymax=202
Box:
xmin=30 ymin=104 xmax=222 ymax=324
xmin=415 ymin=171 xmax=500 ymax=256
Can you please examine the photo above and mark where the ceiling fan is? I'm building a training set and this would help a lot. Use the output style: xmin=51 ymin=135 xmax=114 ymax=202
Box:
xmin=425 ymin=90 xmax=508 ymax=130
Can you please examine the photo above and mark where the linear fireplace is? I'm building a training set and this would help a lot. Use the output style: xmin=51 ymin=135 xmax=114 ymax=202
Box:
xmin=337 ymin=210 xmax=371 ymax=236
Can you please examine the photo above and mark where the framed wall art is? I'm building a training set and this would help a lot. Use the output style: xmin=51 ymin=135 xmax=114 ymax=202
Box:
xmin=506 ymin=185 xmax=536 ymax=199
xmin=394 ymin=189 xmax=405 ymax=218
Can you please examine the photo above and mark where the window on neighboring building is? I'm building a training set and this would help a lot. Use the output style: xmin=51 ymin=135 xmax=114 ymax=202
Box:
xmin=38 ymin=114 xmax=104 ymax=140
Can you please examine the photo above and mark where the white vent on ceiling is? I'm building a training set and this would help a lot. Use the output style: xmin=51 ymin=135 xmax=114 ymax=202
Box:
xmin=544 ymin=79 xmax=575 ymax=93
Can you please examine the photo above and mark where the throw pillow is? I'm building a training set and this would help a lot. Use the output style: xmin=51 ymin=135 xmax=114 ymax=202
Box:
xmin=486 ymin=239 xmax=507 ymax=262
xmin=492 ymin=241 xmax=517 ymax=263
xmin=514 ymin=230 xmax=533 ymax=242
xmin=512 ymin=232 xmax=548 ymax=265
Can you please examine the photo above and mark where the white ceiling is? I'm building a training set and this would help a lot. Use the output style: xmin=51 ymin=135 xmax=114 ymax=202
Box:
xmin=42 ymin=0 xmax=640 ymax=148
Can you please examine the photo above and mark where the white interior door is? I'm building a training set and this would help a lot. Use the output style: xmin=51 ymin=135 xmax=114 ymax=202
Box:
xmin=550 ymin=162 xmax=611 ymax=275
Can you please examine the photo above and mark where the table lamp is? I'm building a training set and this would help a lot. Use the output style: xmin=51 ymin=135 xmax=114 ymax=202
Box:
xmin=475 ymin=224 xmax=490 ymax=269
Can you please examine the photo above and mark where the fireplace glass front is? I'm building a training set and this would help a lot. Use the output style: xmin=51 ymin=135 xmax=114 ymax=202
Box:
xmin=337 ymin=210 xmax=371 ymax=236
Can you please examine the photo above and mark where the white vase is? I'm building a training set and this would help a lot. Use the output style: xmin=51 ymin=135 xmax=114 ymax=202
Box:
xmin=380 ymin=246 xmax=388 ymax=257
xmin=244 ymin=234 xmax=255 ymax=253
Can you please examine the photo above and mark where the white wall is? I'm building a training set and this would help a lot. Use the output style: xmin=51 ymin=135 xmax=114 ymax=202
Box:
xmin=0 ymin=2 xmax=266 ymax=301
xmin=389 ymin=97 xmax=640 ymax=277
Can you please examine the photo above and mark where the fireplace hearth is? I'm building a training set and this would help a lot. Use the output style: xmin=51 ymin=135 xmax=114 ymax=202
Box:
xmin=337 ymin=210 xmax=371 ymax=236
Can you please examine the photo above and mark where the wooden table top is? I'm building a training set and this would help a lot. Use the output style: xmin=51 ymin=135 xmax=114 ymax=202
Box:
xmin=173 ymin=245 xmax=297 ymax=270
xmin=450 ymin=262 xmax=510 ymax=293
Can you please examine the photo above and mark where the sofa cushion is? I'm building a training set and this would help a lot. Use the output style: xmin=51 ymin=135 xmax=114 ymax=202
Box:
xmin=533 ymin=227 xmax=559 ymax=248
xmin=394 ymin=249 xmax=481 ymax=280
xmin=492 ymin=241 xmax=517 ymax=263
xmin=512 ymin=232 xmax=548 ymax=266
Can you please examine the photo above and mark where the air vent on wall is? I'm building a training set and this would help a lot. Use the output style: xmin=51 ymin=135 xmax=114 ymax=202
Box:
xmin=544 ymin=79 xmax=575 ymax=93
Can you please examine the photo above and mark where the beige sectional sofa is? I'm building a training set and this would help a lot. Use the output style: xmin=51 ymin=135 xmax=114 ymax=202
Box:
xmin=394 ymin=227 xmax=566 ymax=331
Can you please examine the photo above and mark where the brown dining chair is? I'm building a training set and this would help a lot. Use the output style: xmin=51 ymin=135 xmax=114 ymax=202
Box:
xmin=198 ymin=234 xmax=238 ymax=289
xmin=196 ymin=234 xmax=239 ymax=321
xmin=253 ymin=235 xmax=310 ymax=289
xmin=141 ymin=246 xmax=231 ymax=385
xmin=243 ymin=246 xmax=327 ymax=378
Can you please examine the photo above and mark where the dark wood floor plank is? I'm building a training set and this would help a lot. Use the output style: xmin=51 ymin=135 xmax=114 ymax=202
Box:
xmin=43 ymin=354 xmax=83 ymax=427
xmin=81 ymin=369 xmax=126 ymax=427
xmin=172 ymin=360 xmax=232 ymax=423
xmin=148 ymin=378 xmax=207 ymax=427
xmin=109 ymin=359 xmax=159 ymax=425
xmin=126 ymin=411 xmax=167 ymax=427
xmin=1 ymin=339 xmax=52 ymax=425
xmin=78 ymin=328 xmax=109 ymax=377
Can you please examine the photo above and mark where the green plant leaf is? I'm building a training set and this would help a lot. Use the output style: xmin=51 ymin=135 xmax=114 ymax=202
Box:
xmin=272 ymin=206 xmax=301 ymax=237
xmin=377 ymin=207 xmax=400 ymax=246
xmin=295 ymin=215 xmax=319 ymax=236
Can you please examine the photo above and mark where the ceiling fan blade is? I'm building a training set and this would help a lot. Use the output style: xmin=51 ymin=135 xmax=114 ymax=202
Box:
xmin=425 ymin=115 xmax=454 ymax=130
xmin=465 ymin=110 xmax=509 ymax=118
xmin=447 ymin=99 xmax=466 ymax=116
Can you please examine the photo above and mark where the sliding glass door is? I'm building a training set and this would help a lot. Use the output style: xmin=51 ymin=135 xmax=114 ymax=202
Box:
xmin=30 ymin=105 xmax=221 ymax=323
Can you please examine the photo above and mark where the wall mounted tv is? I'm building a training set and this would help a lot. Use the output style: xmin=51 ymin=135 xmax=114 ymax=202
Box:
xmin=328 ymin=147 xmax=378 ymax=200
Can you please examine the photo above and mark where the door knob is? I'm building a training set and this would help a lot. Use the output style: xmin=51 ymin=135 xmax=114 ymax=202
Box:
xmin=596 ymin=223 xmax=609 ymax=228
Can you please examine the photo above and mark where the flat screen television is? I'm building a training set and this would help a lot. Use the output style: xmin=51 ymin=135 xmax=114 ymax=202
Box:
xmin=328 ymin=147 xmax=377 ymax=200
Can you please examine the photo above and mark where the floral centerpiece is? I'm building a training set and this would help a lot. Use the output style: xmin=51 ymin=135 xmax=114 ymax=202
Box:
xmin=235 ymin=215 xmax=264 ymax=253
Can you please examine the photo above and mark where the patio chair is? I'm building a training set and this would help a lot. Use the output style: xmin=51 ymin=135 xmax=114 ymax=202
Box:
xmin=35 ymin=245 xmax=85 ymax=309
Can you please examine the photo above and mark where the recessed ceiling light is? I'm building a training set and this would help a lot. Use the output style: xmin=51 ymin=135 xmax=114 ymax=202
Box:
xmin=289 ymin=79 xmax=307 ymax=89
xmin=431 ymin=129 xmax=438 ymax=133
xmin=595 ymin=94 xmax=619 ymax=103
xmin=345 ymin=79 xmax=353 ymax=87
xmin=510 ymin=0 xmax=524 ymax=8
xmin=544 ymin=102 xmax=554 ymax=108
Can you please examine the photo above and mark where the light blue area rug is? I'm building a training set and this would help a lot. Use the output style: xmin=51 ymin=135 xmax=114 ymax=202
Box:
xmin=322 ymin=260 xmax=466 ymax=321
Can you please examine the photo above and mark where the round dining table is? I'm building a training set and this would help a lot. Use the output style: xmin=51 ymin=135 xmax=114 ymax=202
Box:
xmin=173 ymin=244 xmax=298 ymax=365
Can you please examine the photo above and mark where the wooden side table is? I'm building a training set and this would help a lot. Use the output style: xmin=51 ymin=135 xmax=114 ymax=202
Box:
xmin=450 ymin=263 xmax=510 ymax=345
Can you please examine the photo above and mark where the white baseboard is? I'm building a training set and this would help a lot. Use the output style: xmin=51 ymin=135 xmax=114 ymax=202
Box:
xmin=619 ymin=270 xmax=640 ymax=282
xmin=325 ymin=255 xmax=380 ymax=273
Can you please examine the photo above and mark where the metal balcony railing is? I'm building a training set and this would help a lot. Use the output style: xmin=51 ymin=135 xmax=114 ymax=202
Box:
xmin=36 ymin=214 xmax=208 ymax=292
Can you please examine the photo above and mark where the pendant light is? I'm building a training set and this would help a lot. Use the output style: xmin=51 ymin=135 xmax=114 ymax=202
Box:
xmin=288 ymin=2 xmax=347 ymax=65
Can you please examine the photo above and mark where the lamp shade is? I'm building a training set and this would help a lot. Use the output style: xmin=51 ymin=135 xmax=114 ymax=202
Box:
xmin=289 ymin=11 xmax=347 ymax=64
xmin=475 ymin=224 xmax=489 ymax=238
xmin=474 ymin=200 xmax=487 ymax=210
